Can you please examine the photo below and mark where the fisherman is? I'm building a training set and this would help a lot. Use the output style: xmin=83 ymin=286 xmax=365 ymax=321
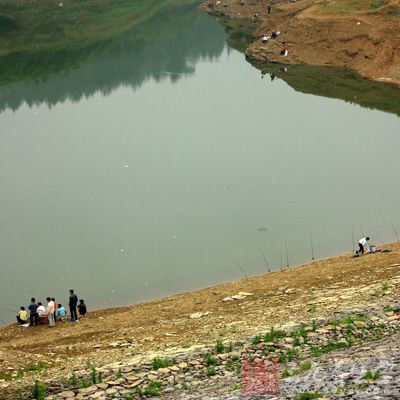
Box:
xmin=46 ymin=297 xmax=55 ymax=327
xmin=28 ymin=298 xmax=39 ymax=327
xmin=262 ymin=35 xmax=270 ymax=43
xmin=271 ymin=30 xmax=281 ymax=39
xmin=51 ymin=297 xmax=57 ymax=325
xmin=78 ymin=299 xmax=87 ymax=317
xmin=56 ymin=304 xmax=67 ymax=321
xmin=281 ymin=45 xmax=289 ymax=56
xmin=37 ymin=302 xmax=46 ymax=317
xmin=267 ymin=4 xmax=272 ymax=14
xmin=358 ymin=236 xmax=370 ymax=255
xmin=69 ymin=289 xmax=78 ymax=322
xmin=16 ymin=306 xmax=28 ymax=325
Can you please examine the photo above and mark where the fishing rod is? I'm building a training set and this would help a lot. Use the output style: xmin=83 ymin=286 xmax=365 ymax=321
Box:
xmin=280 ymin=241 xmax=283 ymax=271
xmin=285 ymin=236 xmax=289 ymax=269
xmin=310 ymin=233 xmax=315 ymax=261
xmin=351 ymin=225 xmax=355 ymax=253
xmin=235 ymin=258 xmax=249 ymax=281
xmin=389 ymin=220 xmax=400 ymax=242
xmin=259 ymin=248 xmax=271 ymax=273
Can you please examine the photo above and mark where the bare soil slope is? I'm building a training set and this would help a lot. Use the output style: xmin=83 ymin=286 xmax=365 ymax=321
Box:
xmin=204 ymin=0 xmax=400 ymax=85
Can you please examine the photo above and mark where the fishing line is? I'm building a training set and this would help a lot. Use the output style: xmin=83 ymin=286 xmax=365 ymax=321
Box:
xmin=235 ymin=258 xmax=249 ymax=281
xmin=259 ymin=248 xmax=271 ymax=273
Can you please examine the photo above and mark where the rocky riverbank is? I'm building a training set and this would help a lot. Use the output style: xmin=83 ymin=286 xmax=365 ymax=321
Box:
xmin=0 ymin=243 xmax=399 ymax=399
xmin=202 ymin=0 xmax=400 ymax=86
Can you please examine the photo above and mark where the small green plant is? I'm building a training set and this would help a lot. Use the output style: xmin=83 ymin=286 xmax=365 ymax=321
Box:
xmin=91 ymin=367 xmax=97 ymax=384
xmin=364 ymin=370 xmax=381 ymax=380
xmin=207 ymin=366 xmax=216 ymax=376
xmin=143 ymin=381 xmax=162 ymax=397
xmin=70 ymin=372 xmax=79 ymax=386
xmin=311 ymin=320 xmax=318 ymax=332
xmin=31 ymin=381 xmax=46 ymax=400
xmin=282 ymin=369 xmax=293 ymax=378
xmin=252 ymin=335 xmax=261 ymax=345
xmin=152 ymin=357 xmax=173 ymax=370
xmin=229 ymin=383 xmax=241 ymax=391
xmin=205 ymin=353 xmax=219 ymax=366
xmin=225 ymin=341 xmax=233 ymax=352
xmin=116 ymin=368 xmax=123 ymax=379
xmin=382 ymin=282 xmax=390 ymax=291
xmin=263 ymin=327 xmax=286 ymax=342
xmin=215 ymin=339 xmax=225 ymax=353
xmin=298 ymin=361 xmax=312 ymax=373
xmin=79 ymin=378 xmax=92 ymax=388
xmin=295 ymin=392 xmax=322 ymax=400
xmin=181 ymin=382 xmax=188 ymax=390
xmin=3 ymin=373 xmax=13 ymax=381
xmin=286 ymin=348 xmax=297 ymax=362
xmin=181 ymin=343 xmax=191 ymax=349
xmin=370 ymin=0 xmax=385 ymax=9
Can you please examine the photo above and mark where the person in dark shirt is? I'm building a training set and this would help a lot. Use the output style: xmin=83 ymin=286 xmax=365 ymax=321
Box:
xmin=69 ymin=289 xmax=78 ymax=322
xmin=28 ymin=298 xmax=39 ymax=327
xmin=78 ymin=299 xmax=87 ymax=316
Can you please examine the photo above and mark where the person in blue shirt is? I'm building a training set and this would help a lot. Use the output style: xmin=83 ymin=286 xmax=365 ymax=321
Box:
xmin=56 ymin=304 xmax=67 ymax=321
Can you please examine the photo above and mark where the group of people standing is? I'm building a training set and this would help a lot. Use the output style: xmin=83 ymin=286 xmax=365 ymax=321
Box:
xmin=16 ymin=289 xmax=87 ymax=327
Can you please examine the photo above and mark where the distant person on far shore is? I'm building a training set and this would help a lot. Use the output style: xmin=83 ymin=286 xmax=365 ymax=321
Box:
xmin=46 ymin=297 xmax=55 ymax=327
xmin=28 ymin=298 xmax=39 ymax=327
xmin=56 ymin=304 xmax=67 ymax=321
xmin=16 ymin=307 xmax=28 ymax=325
xmin=78 ymin=299 xmax=87 ymax=317
xmin=69 ymin=289 xmax=78 ymax=322
xmin=358 ymin=236 xmax=370 ymax=255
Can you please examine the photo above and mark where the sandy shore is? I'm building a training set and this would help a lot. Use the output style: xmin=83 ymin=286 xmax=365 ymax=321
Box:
xmin=0 ymin=242 xmax=399 ymax=394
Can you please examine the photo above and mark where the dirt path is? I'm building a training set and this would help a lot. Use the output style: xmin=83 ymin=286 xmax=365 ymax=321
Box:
xmin=0 ymin=243 xmax=399 ymax=393
xmin=203 ymin=0 xmax=400 ymax=86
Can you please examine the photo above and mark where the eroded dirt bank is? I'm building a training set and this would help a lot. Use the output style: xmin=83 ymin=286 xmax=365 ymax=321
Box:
xmin=0 ymin=243 xmax=399 ymax=396
xmin=203 ymin=0 xmax=400 ymax=86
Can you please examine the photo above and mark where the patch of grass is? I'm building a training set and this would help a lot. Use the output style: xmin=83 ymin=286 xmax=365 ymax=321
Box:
xmin=282 ymin=369 xmax=293 ymax=378
xmin=143 ymin=380 xmax=162 ymax=397
xmin=31 ymin=381 xmax=46 ymax=400
xmin=207 ymin=366 xmax=216 ymax=376
xmin=181 ymin=382 xmax=188 ymax=390
xmin=229 ymin=383 xmax=241 ymax=391
xmin=370 ymin=0 xmax=385 ymax=8
xmin=152 ymin=357 xmax=173 ymax=370
xmin=181 ymin=343 xmax=191 ymax=349
xmin=263 ymin=327 xmax=286 ymax=342
xmin=310 ymin=340 xmax=349 ymax=357
xmin=252 ymin=335 xmax=261 ymax=345
xmin=298 ymin=361 xmax=312 ymax=373
xmin=115 ymin=368 xmax=123 ymax=379
xmin=364 ymin=370 xmax=381 ymax=380
xmin=215 ymin=340 xmax=225 ymax=353
xmin=311 ymin=320 xmax=318 ymax=332
xmin=205 ymin=354 xmax=219 ymax=366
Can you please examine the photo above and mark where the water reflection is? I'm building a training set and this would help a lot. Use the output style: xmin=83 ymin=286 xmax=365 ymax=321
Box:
xmin=0 ymin=3 xmax=225 ymax=112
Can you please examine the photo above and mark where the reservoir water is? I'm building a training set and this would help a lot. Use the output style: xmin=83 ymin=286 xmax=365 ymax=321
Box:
xmin=1 ymin=0 xmax=400 ymax=324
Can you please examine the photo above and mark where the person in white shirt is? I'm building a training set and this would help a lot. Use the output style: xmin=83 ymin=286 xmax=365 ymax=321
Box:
xmin=46 ymin=297 xmax=55 ymax=327
xmin=358 ymin=236 xmax=370 ymax=255
xmin=37 ymin=302 xmax=46 ymax=317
